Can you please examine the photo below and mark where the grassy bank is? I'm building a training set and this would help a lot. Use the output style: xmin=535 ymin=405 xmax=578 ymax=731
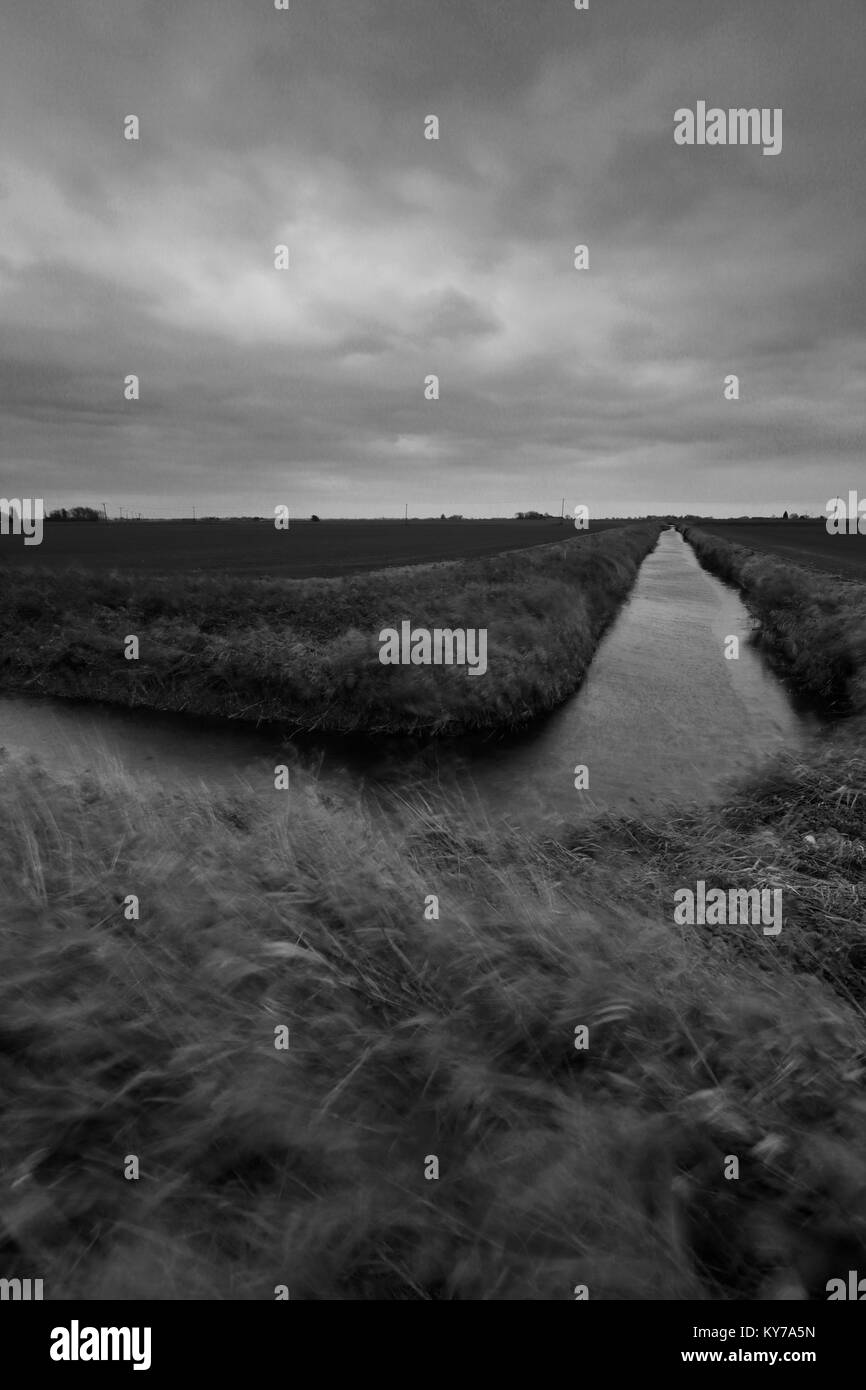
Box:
xmin=681 ymin=525 xmax=866 ymax=715
xmin=691 ymin=520 xmax=866 ymax=583
xmin=1 ymin=726 xmax=864 ymax=1300
xmin=0 ymin=523 xmax=660 ymax=736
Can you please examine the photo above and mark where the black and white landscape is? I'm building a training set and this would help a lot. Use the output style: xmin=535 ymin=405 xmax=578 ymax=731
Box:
xmin=1 ymin=0 xmax=865 ymax=1339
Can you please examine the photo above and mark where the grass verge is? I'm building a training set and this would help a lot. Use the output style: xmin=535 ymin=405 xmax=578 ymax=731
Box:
xmin=681 ymin=525 xmax=866 ymax=715
xmin=0 ymin=524 xmax=660 ymax=737
xmin=0 ymin=724 xmax=864 ymax=1301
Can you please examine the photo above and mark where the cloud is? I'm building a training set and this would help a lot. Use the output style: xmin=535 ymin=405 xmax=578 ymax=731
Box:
xmin=0 ymin=0 xmax=864 ymax=515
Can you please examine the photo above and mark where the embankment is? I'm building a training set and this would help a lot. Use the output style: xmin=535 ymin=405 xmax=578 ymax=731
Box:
xmin=681 ymin=525 xmax=866 ymax=716
xmin=0 ymin=523 xmax=660 ymax=736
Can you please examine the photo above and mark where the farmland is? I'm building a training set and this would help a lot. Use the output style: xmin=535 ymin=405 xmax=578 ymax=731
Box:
xmin=0 ymin=518 xmax=627 ymax=578
xmin=3 ymin=518 xmax=866 ymax=1303
xmin=0 ymin=523 xmax=661 ymax=736
xmin=695 ymin=520 xmax=866 ymax=580
xmin=2 ymin=522 xmax=866 ymax=1301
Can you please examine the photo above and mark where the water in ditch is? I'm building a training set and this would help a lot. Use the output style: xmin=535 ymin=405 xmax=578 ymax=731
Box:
xmin=0 ymin=530 xmax=819 ymax=826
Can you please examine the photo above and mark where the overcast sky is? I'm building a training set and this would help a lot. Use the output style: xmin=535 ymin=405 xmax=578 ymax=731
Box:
xmin=1 ymin=0 xmax=863 ymax=518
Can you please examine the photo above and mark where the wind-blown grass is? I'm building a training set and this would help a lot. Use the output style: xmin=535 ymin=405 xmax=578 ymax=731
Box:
xmin=682 ymin=525 xmax=866 ymax=715
xmin=1 ymin=727 xmax=864 ymax=1301
xmin=3 ymin=520 xmax=863 ymax=1301
xmin=0 ymin=524 xmax=660 ymax=736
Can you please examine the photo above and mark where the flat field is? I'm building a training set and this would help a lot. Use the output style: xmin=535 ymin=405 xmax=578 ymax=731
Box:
xmin=0 ymin=518 xmax=625 ymax=577
xmin=697 ymin=520 xmax=866 ymax=580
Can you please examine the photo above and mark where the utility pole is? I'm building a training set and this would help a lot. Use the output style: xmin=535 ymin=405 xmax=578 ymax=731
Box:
xmin=560 ymin=497 xmax=565 ymax=524
xmin=404 ymin=502 xmax=408 ymax=524
xmin=101 ymin=502 xmax=108 ymax=522
xmin=193 ymin=504 xmax=196 ymax=522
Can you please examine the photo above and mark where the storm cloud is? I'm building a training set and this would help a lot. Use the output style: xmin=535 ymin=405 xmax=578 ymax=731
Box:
xmin=1 ymin=0 xmax=863 ymax=516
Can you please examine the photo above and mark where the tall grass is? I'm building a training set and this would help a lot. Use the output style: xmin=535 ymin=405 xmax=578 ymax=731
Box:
xmin=682 ymin=525 xmax=866 ymax=715
xmin=1 ymin=729 xmax=864 ymax=1300
xmin=0 ymin=524 xmax=660 ymax=736
xmin=4 ymin=521 xmax=864 ymax=1301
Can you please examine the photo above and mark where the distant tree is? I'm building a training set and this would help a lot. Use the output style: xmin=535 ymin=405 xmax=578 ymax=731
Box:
xmin=310 ymin=514 xmax=320 ymax=522
xmin=440 ymin=513 xmax=446 ymax=520
xmin=47 ymin=506 xmax=101 ymax=522
xmin=782 ymin=509 xmax=789 ymax=519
